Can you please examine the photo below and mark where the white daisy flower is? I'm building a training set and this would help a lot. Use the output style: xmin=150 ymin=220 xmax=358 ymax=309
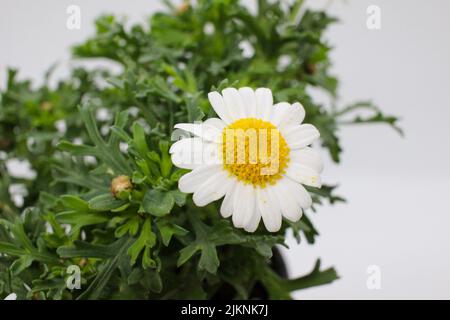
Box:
xmin=170 ymin=87 xmax=323 ymax=232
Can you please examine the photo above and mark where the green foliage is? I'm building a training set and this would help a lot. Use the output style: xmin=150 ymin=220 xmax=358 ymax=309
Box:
xmin=0 ymin=0 xmax=400 ymax=300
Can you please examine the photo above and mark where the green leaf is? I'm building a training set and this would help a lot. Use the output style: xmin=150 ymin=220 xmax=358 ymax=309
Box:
xmin=0 ymin=220 xmax=59 ymax=265
xmin=258 ymin=259 xmax=339 ymax=299
xmin=127 ymin=268 xmax=143 ymax=285
xmin=31 ymin=278 xmax=66 ymax=300
xmin=10 ymin=255 xmax=34 ymax=275
xmin=142 ymin=246 xmax=155 ymax=269
xmin=0 ymin=242 xmax=25 ymax=256
xmin=141 ymin=269 xmax=162 ymax=293
xmin=177 ymin=244 xmax=201 ymax=267
xmin=131 ymin=122 xmax=150 ymax=158
xmin=60 ymin=195 xmax=89 ymax=211
xmin=56 ymin=210 xmax=109 ymax=227
xmin=283 ymin=259 xmax=339 ymax=292
xmin=177 ymin=216 xmax=237 ymax=274
xmin=115 ymin=217 xmax=140 ymax=238
xmin=127 ymin=219 xmax=157 ymax=268
xmin=57 ymin=239 xmax=127 ymax=259
xmin=159 ymin=140 xmax=172 ymax=177
xmin=77 ymin=237 xmax=134 ymax=300
xmin=171 ymin=190 xmax=187 ymax=207
xmin=57 ymin=141 xmax=98 ymax=157
xmin=336 ymin=101 xmax=403 ymax=135
xmin=185 ymin=92 xmax=204 ymax=122
xmin=148 ymin=76 xmax=181 ymax=103
xmin=77 ymin=105 xmax=132 ymax=175
xmin=142 ymin=189 xmax=175 ymax=217
xmin=156 ymin=220 xmax=188 ymax=246
xmin=198 ymin=243 xmax=219 ymax=274
xmin=88 ymin=193 xmax=127 ymax=212
xmin=110 ymin=125 xmax=132 ymax=143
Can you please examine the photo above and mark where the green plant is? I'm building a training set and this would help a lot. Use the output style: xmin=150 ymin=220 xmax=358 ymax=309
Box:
xmin=0 ymin=0 xmax=400 ymax=300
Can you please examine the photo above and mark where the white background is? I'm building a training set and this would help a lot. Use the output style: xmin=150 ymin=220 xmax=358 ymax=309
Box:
xmin=1 ymin=0 xmax=449 ymax=299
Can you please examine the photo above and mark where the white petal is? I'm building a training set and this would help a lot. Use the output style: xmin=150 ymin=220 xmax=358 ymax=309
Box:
xmin=170 ymin=138 xmax=202 ymax=169
xmin=208 ymin=91 xmax=233 ymax=124
xmin=273 ymin=179 xmax=302 ymax=222
xmin=282 ymin=177 xmax=313 ymax=209
xmin=270 ymin=102 xmax=291 ymax=126
xmin=284 ymin=124 xmax=320 ymax=149
xmin=256 ymin=187 xmax=282 ymax=232
xmin=204 ymin=117 xmax=226 ymax=130
xmin=239 ymin=87 xmax=257 ymax=118
xmin=170 ymin=138 xmax=221 ymax=169
xmin=204 ymin=141 xmax=223 ymax=165
xmin=255 ymin=88 xmax=273 ymax=120
xmin=175 ymin=118 xmax=222 ymax=143
xmin=232 ymin=184 xmax=255 ymax=228
xmin=290 ymin=147 xmax=323 ymax=173
xmin=220 ymin=178 xmax=238 ymax=218
xmin=4 ymin=293 xmax=17 ymax=300
xmin=222 ymin=87 xmax=246 ymax=119
xmin=193 ymin=171 xmax=232 ymax=206
xmin=178 ymin=165 xmax=222 ymax=193
xmin=279 ymin=102 xmax=305 ymax=130
xmin=244 ymin=201 xmax=261 ymax=232
xmin=285 ymin=163 xmax=322 ymax=188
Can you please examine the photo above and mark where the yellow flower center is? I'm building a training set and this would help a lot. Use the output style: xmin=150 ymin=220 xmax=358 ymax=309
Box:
xmin=222 ymin=118 xmax=290 ymax=188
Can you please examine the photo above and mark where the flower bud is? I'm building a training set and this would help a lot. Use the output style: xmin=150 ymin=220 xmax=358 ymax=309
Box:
xmin=79 ymin=258 xmax=88 ymax=267
xmin=40 ymin=101 xmax=53 ymax=111
xmin=305 ymin=63 xmax=316 ymax=75
xmin=110 ymin=175 xmax=132 ymax=197
xmin=176 ymin=1 xmax=190 ymax=15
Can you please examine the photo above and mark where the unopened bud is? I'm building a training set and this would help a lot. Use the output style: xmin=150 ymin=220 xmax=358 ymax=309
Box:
xmin=305 ymin=63 xmax=316 ymax=75
xmin=79 ymin=258 xmax=88 ymax=267
xmin=176 ymin=1 xmax=190 ymax=15
xmin=40 ymin=101 xmax=53 ymax=112
xmin=110 ymin=175 xmax=132 ymax=197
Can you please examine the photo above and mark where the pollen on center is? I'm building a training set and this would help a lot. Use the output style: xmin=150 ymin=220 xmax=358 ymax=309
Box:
xmin=221 ymin=118 xmax=290 ymax=188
